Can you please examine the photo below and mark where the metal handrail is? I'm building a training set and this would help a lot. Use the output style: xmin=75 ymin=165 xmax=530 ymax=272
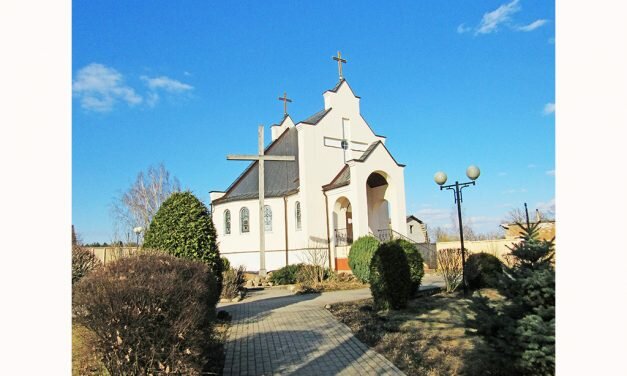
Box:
xmin=334 ymin=228 xmax=353 ymax=246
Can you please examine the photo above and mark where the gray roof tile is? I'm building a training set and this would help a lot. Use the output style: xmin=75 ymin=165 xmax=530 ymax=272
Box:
xmin=213 ymin=127 xmax=299 ymax=204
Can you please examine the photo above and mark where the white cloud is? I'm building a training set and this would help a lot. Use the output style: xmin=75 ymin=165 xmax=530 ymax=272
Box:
xmin=543 ymin=102 xmax=555 ymax=115
xmin=140 ymin=75 xmax=193 ymax=106
xmin=476 ymin=0 xmax=521 ymax=35
xmin=415 ymin=208 xmax=450 ymax=222
xmin=457 ymin=23 xmax=471 ymax=34
xmin=72 ymin=63 xmax=142 ymax=112
xmin=516 ymin=19 xmax=548 ymax=32
xmin=141 ymin=76 xmax=193 ymax=92
xmin=527 ymin=164 xmax=536 ymax=168
xmin=546 ymin=169 xmax=555 ymax=176
xmin=498 ymin=172 xmax=508 ymax=176
xmin=468 ymin=216 xmax=501 ymax=226
xmin=536 ymin=198 xmax=555 ymax=214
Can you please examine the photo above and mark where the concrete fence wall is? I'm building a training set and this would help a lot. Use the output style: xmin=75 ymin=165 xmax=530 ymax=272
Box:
xmin=436 ymin=238 xmax=522 ymax=264
xmin=85 ymin=247 xmax=140 ymax=265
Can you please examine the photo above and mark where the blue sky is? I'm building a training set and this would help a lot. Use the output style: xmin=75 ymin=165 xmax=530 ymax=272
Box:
xmin=72 ymin=0 xmax=554 ymax=243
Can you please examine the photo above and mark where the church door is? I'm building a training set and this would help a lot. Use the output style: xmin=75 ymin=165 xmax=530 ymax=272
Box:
xmin=346 ymin=209 xmax=353 ymax=244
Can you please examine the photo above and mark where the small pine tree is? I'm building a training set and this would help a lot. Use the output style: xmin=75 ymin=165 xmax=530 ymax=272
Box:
xmin=470 ymin=222 xmax=555 ymax=375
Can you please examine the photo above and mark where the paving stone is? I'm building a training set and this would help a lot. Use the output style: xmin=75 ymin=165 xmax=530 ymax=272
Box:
xmin=219 ymin=288 xmax=407 ymax=375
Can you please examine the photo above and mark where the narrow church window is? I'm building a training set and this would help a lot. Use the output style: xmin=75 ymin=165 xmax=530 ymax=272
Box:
xmin=409 ymin=225 xmax=413 ymax=234
xmin=224 ymin=210 xmax=231 ymax=235
xmin=240 ymin=207 xmax=249 ymax=233
xmin=295 ymin=201 xmax=302 ymax=230
xmin=264 ymin=205 xmax=272 ymax=232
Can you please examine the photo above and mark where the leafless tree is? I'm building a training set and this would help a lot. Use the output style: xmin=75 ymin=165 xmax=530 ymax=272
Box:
xmin=298 ymin=246 xmax=329 ymax=284
xmin=111 ymin=163 xmax=181 ymax=234
xmin=431 ymin=226 xmax=455 ymax=242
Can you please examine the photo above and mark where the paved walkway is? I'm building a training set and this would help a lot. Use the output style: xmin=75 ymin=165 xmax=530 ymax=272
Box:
xmin=218 ymin=275 xmax=444 ymax=375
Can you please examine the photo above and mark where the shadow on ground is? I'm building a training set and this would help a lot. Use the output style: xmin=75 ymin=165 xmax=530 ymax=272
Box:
xmin=220 ymin=291 xmax=321 ymax=323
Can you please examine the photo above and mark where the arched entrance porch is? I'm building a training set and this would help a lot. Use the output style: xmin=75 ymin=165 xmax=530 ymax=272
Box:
xmin=332 ymin=196 xmax=353 ymax=271
xmin=366 ymin=171 xmax=391 ymax=239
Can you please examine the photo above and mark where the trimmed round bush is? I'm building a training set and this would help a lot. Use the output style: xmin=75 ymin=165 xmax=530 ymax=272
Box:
xmin=72 ymin=254 xmax=218 ymax=375
xmin=465 ymin=252 xmax=503 ymax=289
xmin=348 ymin=236 xmax=380 ymax=283
xmin=143 ymin=191 xmax=222 ymax=301
xmin=269 ymin=263 xmax=303 ymax=285
xmin=395 ymin=239 xmax=425 ymax=294
xmin=369 ymin=242 xmax=412 ymax=310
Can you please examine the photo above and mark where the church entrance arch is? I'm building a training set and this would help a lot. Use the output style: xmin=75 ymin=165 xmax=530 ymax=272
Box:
xmin=366 ymin=171 xmax=391 ymax=237
xmin=332 ymin=197 xmax=353 ymax=246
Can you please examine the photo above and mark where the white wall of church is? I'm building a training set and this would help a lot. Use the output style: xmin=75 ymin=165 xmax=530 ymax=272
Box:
xmin=212 ymin=194 xmax=318 ymax=272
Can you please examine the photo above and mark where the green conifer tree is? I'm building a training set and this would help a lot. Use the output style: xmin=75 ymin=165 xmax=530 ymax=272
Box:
xmin=470 ymin=222 xmax=555 ymax=375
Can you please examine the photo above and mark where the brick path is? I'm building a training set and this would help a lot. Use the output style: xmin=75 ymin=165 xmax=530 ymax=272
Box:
xmin=219 ymin=275 xmax=444 ymax=375
xmin=219 ymin=288 xmax=405 ymax=375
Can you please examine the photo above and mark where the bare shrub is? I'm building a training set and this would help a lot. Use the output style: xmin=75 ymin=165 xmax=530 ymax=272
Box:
xmin=298 ymin=248 xmax=329 ymax=285
xmin=72 ymin=246 xmax=101 ymax=284
xmin=437 ymin=248 xmax=464 ymax=293
xmin=72 ymin=253 xmax=218 ymax=375
xmin=221 ymin=266 xmax=246 ymax=300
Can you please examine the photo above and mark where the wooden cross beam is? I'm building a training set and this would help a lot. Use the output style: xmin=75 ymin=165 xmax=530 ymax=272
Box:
xmin=226 ymin=125 xmax=295 ymax=276
xmin=332 ymin=51 xmax=347 ymax=80
xmin=277 ymin=92 xmax=292 ymax=115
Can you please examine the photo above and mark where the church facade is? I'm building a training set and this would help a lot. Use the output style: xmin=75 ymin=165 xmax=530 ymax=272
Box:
xmin=210 ymin=78 xmax=408 ymax=272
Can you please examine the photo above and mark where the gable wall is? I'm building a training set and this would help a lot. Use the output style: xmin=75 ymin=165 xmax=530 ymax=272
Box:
xmin=298 ymin=82 xmax=385 ymax=242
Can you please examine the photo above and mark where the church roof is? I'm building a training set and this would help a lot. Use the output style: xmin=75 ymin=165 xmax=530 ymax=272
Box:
xmin=350 ymin=141 xmax=406 ymax=167
xmin=300 ymin=108 xmax=332 ymax=125
xmin=406 ymin=215 xmax=424 ymax=224
xmin=212 ymin=127 xmax=300 ymax=205
xmin=322 ymin=164 xmax=351 ymax=191
xmin=324 ymin=79 xmax=361 ymax=98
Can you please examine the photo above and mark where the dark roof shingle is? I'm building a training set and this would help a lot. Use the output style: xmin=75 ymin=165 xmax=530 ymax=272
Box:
xmin=213 ymin=127 xmax=300 ymax=204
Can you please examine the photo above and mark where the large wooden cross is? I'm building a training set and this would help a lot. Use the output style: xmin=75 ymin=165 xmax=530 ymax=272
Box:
xmin=277 ymin=92 xmax=292 ymax=115
xmin=332 ymin=51 xmax=347 ymax=80
xmin=227 ymin=125 xmax=295 ymax=276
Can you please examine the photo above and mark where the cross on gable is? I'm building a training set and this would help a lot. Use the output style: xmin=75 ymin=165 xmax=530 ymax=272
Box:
xmin=332 ymin=51 xmax=347 ymax=80
xmin=277 ymin=92 xmax=292 ymax=115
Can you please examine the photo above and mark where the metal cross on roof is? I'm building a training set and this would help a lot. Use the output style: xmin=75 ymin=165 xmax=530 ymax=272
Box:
xmin=332 ymin=51 xmax=347 ymax=80
xmin=277 ymin=92 xmax=292 ymax=115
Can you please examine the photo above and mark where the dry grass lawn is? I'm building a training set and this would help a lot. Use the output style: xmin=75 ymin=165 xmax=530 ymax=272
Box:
xmin=329 ymin=289 xmax=504 ymax=376
xmin=72 ymin=324 xmax=108 ymax=376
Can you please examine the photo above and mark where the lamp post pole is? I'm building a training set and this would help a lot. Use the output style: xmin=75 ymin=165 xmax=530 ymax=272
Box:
xmin=434 ymin=166 xmax=480 ymax=297
xmin=133 ymin=226 xmax=143 ymax=251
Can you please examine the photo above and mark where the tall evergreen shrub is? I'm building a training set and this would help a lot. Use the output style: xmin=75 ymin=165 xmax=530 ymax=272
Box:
xmin=395 ymin=239 xmax=425 ymax=294
xmin=348 ymin=236 xmax=380 ymax=283
xmin=369 ymin=242 xmax=412 ymax=310
xmin=143 ymin=191 xmax=222 ymax=302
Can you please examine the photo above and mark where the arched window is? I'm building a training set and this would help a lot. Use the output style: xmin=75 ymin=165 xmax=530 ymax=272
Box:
xmin=295 ymin=201 xmax=302 ymax=230
xmin=224 ymin=210 xmax=231 ymax=235
xmin=240 ymin=207 xmax=249 ymax=233
xmin=264 ymin=205 xmax=272 ymax=232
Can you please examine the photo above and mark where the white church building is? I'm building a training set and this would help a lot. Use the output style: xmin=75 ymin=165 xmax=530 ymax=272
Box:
xmin=210 ymin=73 xmax=409 ymax=273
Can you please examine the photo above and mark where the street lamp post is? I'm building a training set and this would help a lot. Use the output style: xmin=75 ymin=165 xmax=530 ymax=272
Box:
xmin=133 ymin=226 xmax=143 ymax=251
xmin=434 ymin=165 xmax=480 ymax=297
